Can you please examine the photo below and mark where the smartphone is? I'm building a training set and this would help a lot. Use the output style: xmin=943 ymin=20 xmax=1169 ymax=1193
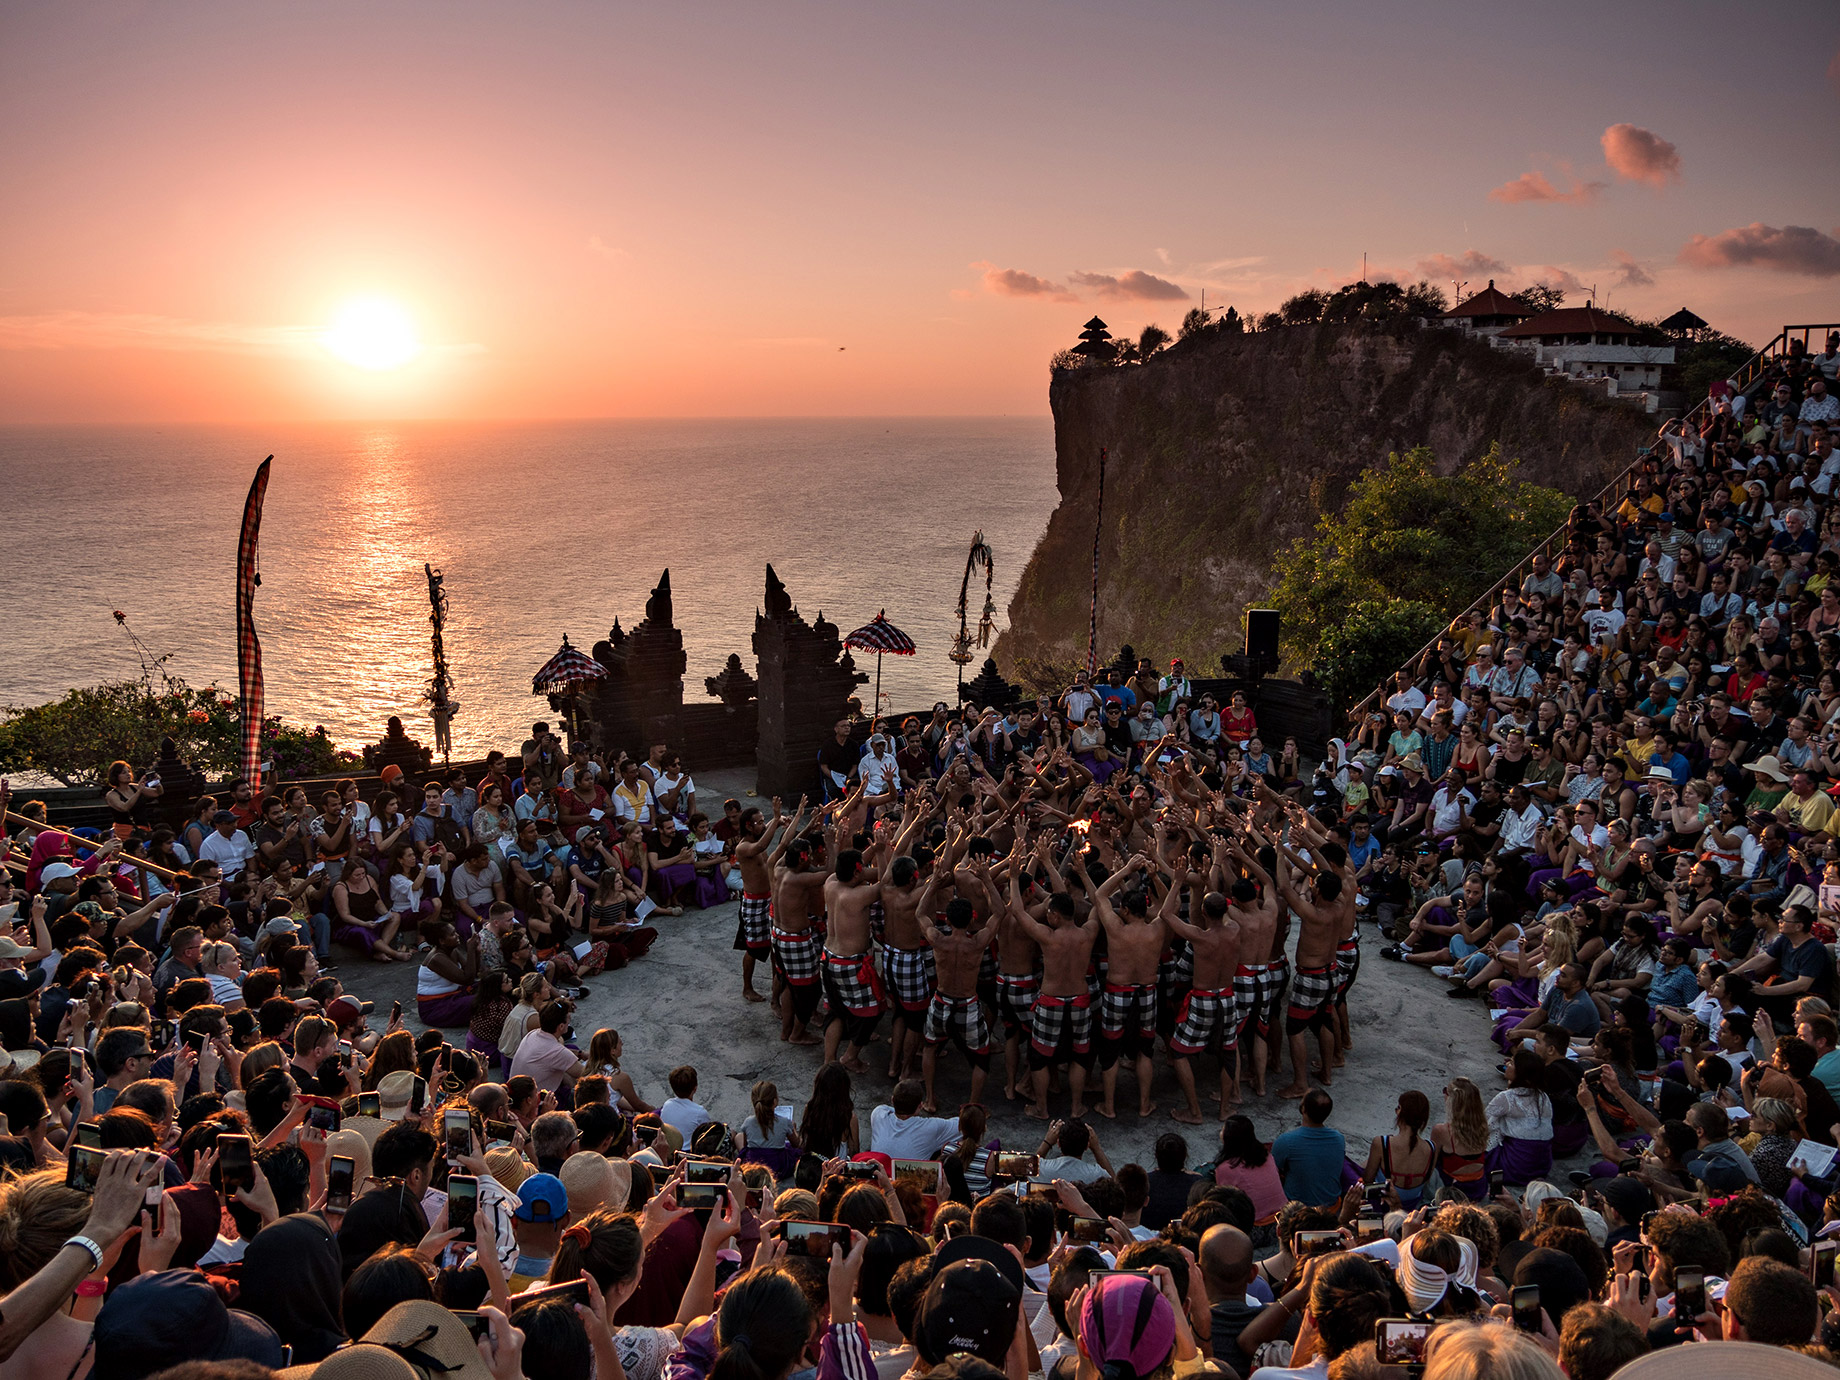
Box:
xmin=1511 ymin=1285 xmax=1542 ymax=1333
xmin=218 ymin=1133 xmax=255 ymax=1196
xmin=840 ymin=1160 xmax=879 ymax=1180
xmin=513 ymin=1279 xmax=591 ymax=1311
xmin=684 ymin=1160 xmax=729 ymax=1184
xmin=326 ymin=1154 xmax=356 ymax=1211
xmin=1364 ymin=1182 xmax=1385 ymax=1210
xmin=1489 ymin=1170 xmax=1505 ymax=1198
xmin=390 ymin=1000 xmax=403 ymax=1026
xmin=1374 ymin=1319 xmax=1432 ymax=1367
xmin=1673 ymin=1266 xmax=1705 ymax=1325
xmin=358 ymin=1092 xmax=381 ymax=1119
xmin=632 ymin=1122 xmax=661 ymax=1148
xmin=678 ymin=1182 xmax=724 ymax=1211
xmin=443 ymin=1108 xmax=471 ymax=1161
xmin=992 ymin=1152 xmax=1039 ymax=1180
xmin=455 ymin=1311 xmax=493 ymax=1343
xmin=487 ymin=1119 xmax=516 ymax=1145
xmin=73 ymin=1122 xmax=102 ymax=1152
xmin=448 ymin=1174 xmax=479 ymax=1244
xmin=745 ymin=1187 xmax=762 ymax=1211
xmin=1065 ymin=1215 xmax=1109 ymax=1243
xmin=892 ymin=1158 xmax=942 ymax=1183
xmin=408 ymin=1075 xmax=427 ymax=1117
xmin=1632 ymin=1244 xmax=1648 ymax=1278
xmin=1814 ymin=1240 xmax=1837 ymax=1289
xmin=185 ymin=1028 xmax=207 ymax=1055
xmin=65 ymin=1145 xmax=105 ymax=1195
xmin=773 ymin=1219 xmax=852 ymax=1259
xmin=307 ymin=1103 xmax=341 ymax=1134
xmin=153 ymin=1020 xmax=175 ymax=1049
xmin=1355 ymin=1214 xmax=1384 ymax=1242
xmin=1296 ymin=1229 xmax=1343 ymax=1256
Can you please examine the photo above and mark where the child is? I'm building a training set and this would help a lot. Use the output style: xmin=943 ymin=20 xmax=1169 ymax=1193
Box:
xmin=688 ymin=813 xmax=731 ymax=908
xmin=659 ymin=1064 xmax=711 ymax=1141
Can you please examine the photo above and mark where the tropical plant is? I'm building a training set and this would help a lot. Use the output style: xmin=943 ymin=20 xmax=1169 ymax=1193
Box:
xmin=1137 ymin=324 xmax=1171 ymax=358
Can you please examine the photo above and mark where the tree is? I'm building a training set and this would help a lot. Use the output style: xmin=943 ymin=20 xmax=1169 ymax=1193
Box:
xmin=1178 ymin=307 xmax=1212 ymax=340
xmin=1279 ymin=290 xmax=1327 ymax=325
xmin=1137 ymin=323 xmax=1171 ymax=359
xmin=1313 ymin=600 xmax=1449 ymax=710
xmin=1516 ymin=284 xmax=1564 ymax=314
xmin=1267 ymin=445 xmax=1574 ymax=706
xmin=1404 ymin=281 xmax=1448 ymax=317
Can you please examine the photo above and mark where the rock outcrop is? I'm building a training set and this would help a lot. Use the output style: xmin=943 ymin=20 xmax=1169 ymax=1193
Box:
xmin=995 ymin=322 xmax=1659 ymax=672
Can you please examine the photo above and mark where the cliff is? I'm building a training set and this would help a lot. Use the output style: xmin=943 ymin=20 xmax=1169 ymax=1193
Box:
xmin=995 ymin=322 xmax=1658 ymax=674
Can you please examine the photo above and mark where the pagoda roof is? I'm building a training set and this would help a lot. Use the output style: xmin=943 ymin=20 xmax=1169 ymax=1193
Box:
xmin=1444 ymin=280 xmax=1534 ymax=319
xmin=1500 ymin=306 xmax=1643 ymax=339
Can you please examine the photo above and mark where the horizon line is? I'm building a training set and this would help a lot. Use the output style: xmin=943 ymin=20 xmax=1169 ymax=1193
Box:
xmin=0 ymin=411 xmax=1055 ymax=430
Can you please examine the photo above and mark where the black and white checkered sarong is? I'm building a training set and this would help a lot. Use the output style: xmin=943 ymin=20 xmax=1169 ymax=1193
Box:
xmin=995 ymin=970 xmax=1039 ymax=1033
xmin=734 ymin=892 xmax=771 ymax=955
xmin=1169 ymin=986 xmax=1237 ymax=1056
xmin=1028 ymin=992 xmax=1092 ymax=1060
xmin=924 ymin=991 xmax=991 ymax=1056
xmin=771 ymin=925 xmax=821 ymax=985
xmin=882 ymin=944 xmax=936 ymax=1016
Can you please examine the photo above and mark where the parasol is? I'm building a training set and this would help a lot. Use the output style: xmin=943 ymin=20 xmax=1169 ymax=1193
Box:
xmin=532 ymin=634 xmax=607 ymax=738
xmin=843 ymin=611 xmax=916 ymax=726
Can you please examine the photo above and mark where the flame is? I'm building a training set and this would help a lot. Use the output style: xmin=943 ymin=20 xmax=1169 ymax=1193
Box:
xmin=1067 ymin=818 xmax=1091 ymax=834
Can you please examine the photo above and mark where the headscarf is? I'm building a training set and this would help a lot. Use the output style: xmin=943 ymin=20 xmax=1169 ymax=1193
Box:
xmin=239 ymin=1213 xmax=348 ymax=1363
xmin=1396 ymin=1234 xmax=1479 ymax=1316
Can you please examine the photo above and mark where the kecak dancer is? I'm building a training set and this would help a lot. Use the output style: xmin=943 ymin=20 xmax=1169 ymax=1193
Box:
xmin=732 ymin=798 xmax=786 ymax=1004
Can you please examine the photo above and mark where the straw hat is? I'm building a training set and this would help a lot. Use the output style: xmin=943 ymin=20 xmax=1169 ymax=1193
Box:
xmin=324 ymin=1128 xmax=373 ymax=1191
xmin=1612 ymin=1342 xmax=1832 ymax=1380
xmin=484 ymin=1146 xmax=532 ymax=1193
xmin=377 ymin=1071 xmax=418 ymax=1121
xmin=281 ymin=1343 xmax=419 ymax=1380
xmin=560 ymin=1151 xmax=617 ymax=1216
xmin=360 ymin=1301 xmax=492 ymax=1380
xmin=340 ymin=1116 xmax=387 ymax=1150
xmin=1399 ymin=753 xmax=1426 ymax=773
xmin=1750 ymin=754 xmax=1791 ymax=784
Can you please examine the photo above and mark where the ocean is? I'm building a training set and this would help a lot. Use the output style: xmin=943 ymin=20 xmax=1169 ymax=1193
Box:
xmin=0 ymin=417 xmax=1057 ymax=761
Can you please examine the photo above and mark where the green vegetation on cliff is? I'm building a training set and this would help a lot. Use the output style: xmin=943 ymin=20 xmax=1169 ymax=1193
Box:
xmin=1266 ymin=446 xmax=1573 ymax=707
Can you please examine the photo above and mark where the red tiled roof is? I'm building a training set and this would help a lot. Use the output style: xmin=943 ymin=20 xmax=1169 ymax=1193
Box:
xmin=1444 ymin=281 xmax=1533 ymax=319
xmin=1500 ymin=306 xmax=1642 ymax=339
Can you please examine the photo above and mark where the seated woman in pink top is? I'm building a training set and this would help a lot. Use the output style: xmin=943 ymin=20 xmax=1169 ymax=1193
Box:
xmin=1213 ymin=1115 xmax=1287 ymax=1225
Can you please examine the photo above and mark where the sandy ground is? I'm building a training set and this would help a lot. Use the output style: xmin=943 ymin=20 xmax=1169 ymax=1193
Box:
xmin=336 ymin=766 xmax=1525 ymax=1174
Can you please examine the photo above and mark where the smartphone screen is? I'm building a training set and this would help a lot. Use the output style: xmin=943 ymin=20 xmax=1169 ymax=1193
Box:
xmin=1511 ymin=1285 xmax=1542 ymax=1333
xmin=1673 ymin=1267 xmax=1705 ymax=1324
xmin=307 ymin=1104 xmax=341 ymax=1134
xmin=684 ymin=1160 xmax=728 ymax=1184
xmin=1489 ymin=1169 xmax=1505 ymax=1198
xmin=633 ymin=1122 xmax=660 ymax=1147
xmin=358 ymin=1092 xmax=381 ymax=1119
xmin=487 ymin=1119 xmax=516 ymax=1145
xmin=390 ymin=1000 xmax=403 ymax=1026
xmin=775 ymin=1219 xmax=851 ymax=1259
xmin=218 ymin=1133 xmax=255 ymax=1196
xmin=992 ymin=1152 xmax=1038 ymax=1179
xmin=1065 ymin=1215 xmax=1109 ymax=1243
xmin=678 ymin=1182 xmax=724 ymax=1211
xmin=455 ymin=1311 xmax=493 ymax=1342
xmin=1296 ymin=1229 xmax=1343 ymax=1256
xmin=327 ymin=1154 xmax=356 ymax=1211
xmin=443 ymin=1108 xmax=471 ymax=1161
xmin=1355 ymin=1214 xmax=1383 ymax=1241
xmin=892 ymin=1158 xmax=941 ymax=1183
xmin=1374 ymin=1319 xmax=1432 ymax=1366
xmin=409 ymin=1075 xmax=427 ymax=1117
xmin=448 ymin=1174 xmax=479 ymax=1244
xmin=74 ymin=1122 xmax=102 ymax=1152
xmin=1815 ymin=1241 xmax=1837 ymax=1289
xmin=65 ymin=1145 xmax=105 ymax=1195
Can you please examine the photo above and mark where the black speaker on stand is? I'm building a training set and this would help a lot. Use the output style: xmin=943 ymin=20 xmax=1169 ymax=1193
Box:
xmin=1245 ymin=608 xmax=1281 ymax=674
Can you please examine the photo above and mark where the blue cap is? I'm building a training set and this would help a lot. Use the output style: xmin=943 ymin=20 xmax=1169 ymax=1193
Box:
xmin=1657 ymin=511 xmax=1674 ymax=521
xmin=93 ymin=1270 xmax=282 ymax=1380
xmin=513 ymin=1172 xmax=569 ymax=1222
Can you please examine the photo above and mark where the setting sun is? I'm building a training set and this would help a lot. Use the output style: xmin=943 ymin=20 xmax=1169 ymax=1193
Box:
xmin=322 ymin=298 xmax=422 ymax=371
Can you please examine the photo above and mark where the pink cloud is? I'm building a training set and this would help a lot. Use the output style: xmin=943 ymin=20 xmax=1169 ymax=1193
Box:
xmin=1610 ymin=250 xmax=1654 ymax=288
xmin=1488 ymin=171 xmax=1602 ymax=204
xmin=1068 ymin=269 xmax=1189 ymax=301
xmin=1601 ymin=123 xmax=1680 ymax=186
xmin=1679 ymin=223 xmax=1840 ymax=277
xmin=1414 ymin=250 xmax=1510 ymax=281
xmin=973 ymin=262 xmax=1076 ymax=302
xmin=1535 ymin=266 xmax=1587 ymax=295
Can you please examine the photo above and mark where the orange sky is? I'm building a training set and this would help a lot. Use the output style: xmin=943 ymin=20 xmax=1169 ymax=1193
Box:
xmin=2 ymin=2 xmax=1837 ymax=423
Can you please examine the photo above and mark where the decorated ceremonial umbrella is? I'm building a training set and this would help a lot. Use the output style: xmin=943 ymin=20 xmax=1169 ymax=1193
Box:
xmin=843 ymin=611 xmax=916 ymax=726
xmin=531 ymin=634 xmax=607 ymax=739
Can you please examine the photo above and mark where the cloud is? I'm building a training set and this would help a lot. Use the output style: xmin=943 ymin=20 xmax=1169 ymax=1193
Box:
xmin=1414 ymin=250 xmax=1511 ymax=282
xmin=1679 ymin=222 xmax=1840 ymax=276
xmin=1601 ymin=123 xmax=1680 ymax=186
xmin=973 ymin=262 xmax=1076 ymax=302
xmin=1535 ymin=267 xmax=1588 ymax=295
xmin=1068 ymin=269 xmax=1189 ymax=301
xmin=1610 ymin=250 xmax=1655 ymax=288
xmin=1488 ymin=170 xmax=1602 ymax=204
xmin=587 ymin=235 xmax=627 ymax=259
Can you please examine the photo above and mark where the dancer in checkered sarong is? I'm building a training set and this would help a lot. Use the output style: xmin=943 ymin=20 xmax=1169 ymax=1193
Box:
xmin=879 ymin=854 xmax=937 ymax=1081
xmin=1273 ymin=852 xmax=1347 ymax=1100
xmin=1007 ymin=884 xmax=1100 ymax=1120
xmin=910 ymin=862 xmax=1001 ymax=1109
xmin=1164 ymin=884 xmax=1253 ymax=1123
xmin=769 ymin=802 xmax=831 ymax=1046
xmin=1090 ymin=859 xmax=1166 ymax=1120
xmin=732 ymin=802 xmax=786 ymax=1005
xmin=821 ymin=848 xmax=885 ymax=1072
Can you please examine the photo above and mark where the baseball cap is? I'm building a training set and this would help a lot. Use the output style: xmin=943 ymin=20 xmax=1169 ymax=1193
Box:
xmin=93 ymin=1269 xmax=284 ymax=1380
xmin=513 ymin=1172 xmax=568 ymax=1223
xmin=932 ymin=1230 xmax=1027 ymax=1293
xmin=376 ymin=1070 xmax=418 ymax=1119
xmin=1079 ymin=1272 xmax=1178 ymax=1380
xmin=914 ymin=1259 xmax=1021 ymax=1366
xmin=327 ymin=996 xmax=373 ymax=1026
xmin=38 ymin=863 xmax=77 ymax=883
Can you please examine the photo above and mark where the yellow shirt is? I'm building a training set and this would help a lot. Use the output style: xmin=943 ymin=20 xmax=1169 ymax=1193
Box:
xmin=1779 ymin=789 xmax=1835 ymax=835
xmin=1622 ymin=735 xmax=1660 ymax=775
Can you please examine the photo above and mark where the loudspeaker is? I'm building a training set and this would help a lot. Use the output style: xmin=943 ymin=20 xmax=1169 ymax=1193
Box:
xmin=1245 ymin=608 xmax=1281 ymax=670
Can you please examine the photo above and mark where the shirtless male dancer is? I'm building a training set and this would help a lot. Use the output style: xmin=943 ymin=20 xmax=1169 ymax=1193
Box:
xmin=821 ymin=847 xmax=886 ymax=1073
xmin=1273 ymin=850 xmax=1345 ymax=1099
xmin=915 ymin=858 xmax=1002 ymax=1111
xmin=1221 ymin=835 xmax=1280 ymax=1097
xmin=994 ymin=837 xmax=1051 ymax=1100
xmin=769 ymin=798 xmax=827 ymax=1045
xmin=1273 ymin=795 xmax=1362 ymax=1062
xmin=1091 ymin=855 xmax=1169 ymax=1120
xmin=733 ymin=799 xmax=785 ymax=1003
xmin=1164 ymin=879 xmax=1244 ymax=1124
xmin=879 ymin=853 xmax=935 ymax=1080
xmin=1009 ymin=863 xmax=1100 ymax=1120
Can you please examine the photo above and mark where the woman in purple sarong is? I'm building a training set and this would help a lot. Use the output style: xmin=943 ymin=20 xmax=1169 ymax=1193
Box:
xmin=688 ymin=813 xmax=731 ymax=909
xmin=1490 ymin=921 xmax=1577 ymax=1053
xmin=645 ymin=814 xmax=696 ymax=913
xmin=415 ymin=916 xmax=478 ymax=1028
xmin=1071 ymin=706 xmax=1121 ymax=785
xmin=1486 ymin=1049 xmax=1554 ymax=1186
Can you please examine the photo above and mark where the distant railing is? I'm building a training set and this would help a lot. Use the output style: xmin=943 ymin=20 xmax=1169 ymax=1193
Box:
xmin=1344 ymin=320 xmax=1839 ymax=726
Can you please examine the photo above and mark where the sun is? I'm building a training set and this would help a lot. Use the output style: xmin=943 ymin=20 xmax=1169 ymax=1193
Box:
xmin=322 ymin=298 xmax=423 ymax=370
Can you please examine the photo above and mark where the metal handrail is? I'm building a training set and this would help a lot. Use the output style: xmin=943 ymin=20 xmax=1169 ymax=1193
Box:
xmin=1343 ymin=320 xmax=1838 ymax=724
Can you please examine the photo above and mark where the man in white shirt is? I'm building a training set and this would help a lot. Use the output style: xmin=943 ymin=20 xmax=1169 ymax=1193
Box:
xmin=1385 ymin=673 xmax=1426 ymax=719
xmin=658 ymin=1065 xmax=711 ymax=1141
xmin=858 ymin=735 xmax=901 ymax=801
xmin=867 ymin=1081 xmax=957 ymax=1159
xmin=1427 ymin=773 xmax=1475 ymax=844
xmin=1027 ymin=1118 xmax=1113 ymax=1187
xmin=1498 ymin=785 xmax=1544 ymax=855
xmin=196 ymin=811 xmax=255 ymax=882
xmin=611 ymin=761 xmax=655 ymax=827
xmin=1569 ymin=800 xmax=1610 ymax=853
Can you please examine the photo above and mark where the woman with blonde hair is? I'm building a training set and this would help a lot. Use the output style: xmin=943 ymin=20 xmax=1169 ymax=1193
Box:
xmin=0 ymin=1169 xmax=112 ymax=1376
xmin=1489 ymin=918 xmax=1576 ymax=1051
xmin=586 ymin=1028 xmax=653 ymax=1114
xmin=1423 ymin=1320 xmax=1563 ymax=1380
xmin=1430 ymin=1077 xmax=1490 ymax=1199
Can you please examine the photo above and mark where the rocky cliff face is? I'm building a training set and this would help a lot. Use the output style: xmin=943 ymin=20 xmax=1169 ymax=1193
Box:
xmin=995 ymin=322 xmax=1658 ymax=674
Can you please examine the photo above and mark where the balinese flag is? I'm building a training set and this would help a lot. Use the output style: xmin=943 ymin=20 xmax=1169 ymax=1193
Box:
xmin=236 ymin=457 xmax=273 ymax=788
